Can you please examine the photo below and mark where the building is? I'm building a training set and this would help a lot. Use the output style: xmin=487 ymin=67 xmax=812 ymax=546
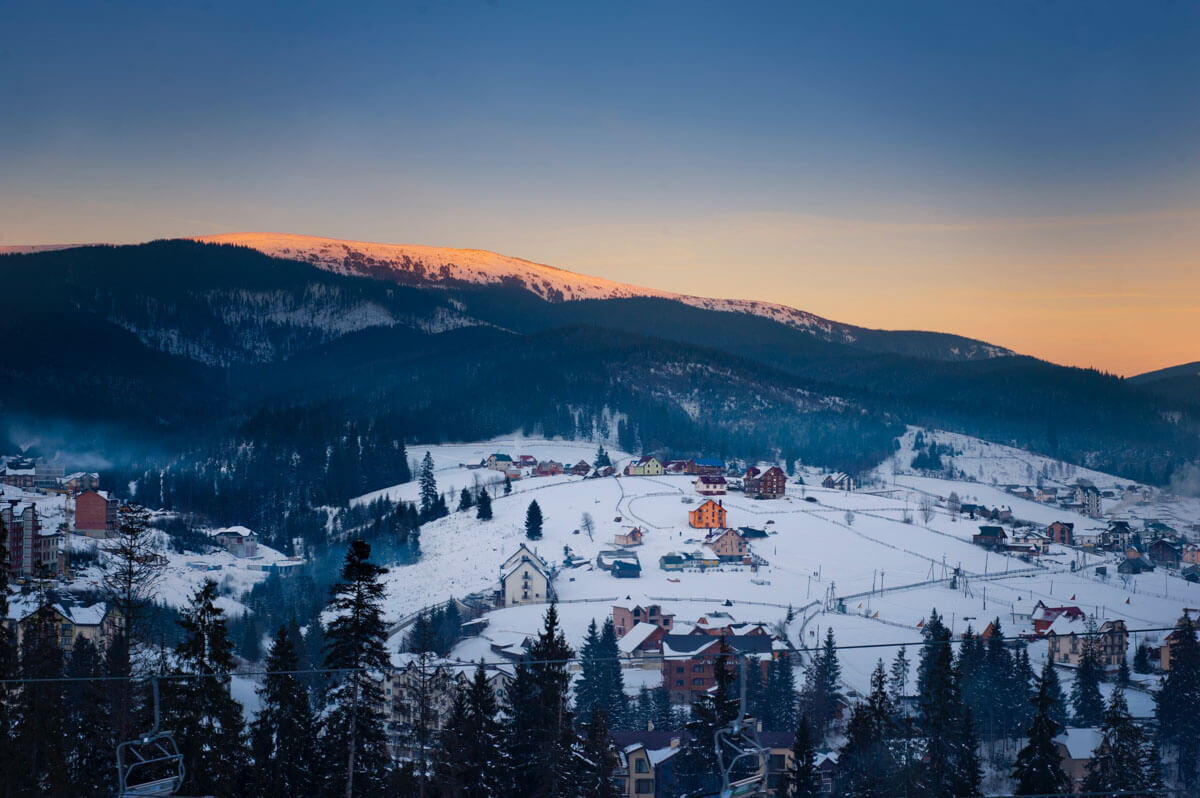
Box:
xmin=1054 ymin=727 xmax=1102 ymax=794
xmin=486 ymin=453 xmax=514 ymax=471
xmin=822 ymin=473 xmax=855 ymax=491
xmin=613 ymin=599 xmax=675 ymax=637
xmin=1075 ymin=484 xmax=1102 ymax=518
xmin=1047 ymin=619 xmax=1128 ymax=670
xmin=534 ymin=460 xmax=564 ymax=477
xmin=571 ymin=460 xmax=592 ymax=477
xmin=693 ymin=475 xmax=727 ymax=496
xmin=626 ymin=457 xmax=664 ymax=477
xmin=1160 ymin=626 xmax=1200 ymax=672
xmin=213 ymin=526 xmax=259 ymax=558
xmin=1118 ymin=556 xmax=1154 ymax=574
xmin=611 ymin=731 xmax=683 ymax=797
xmin=5 ymin=595 xmax=118 ymax=653
xmin=745 ymin=466 xmax=786 ymax=499
xmin=972 ymin=525 xmax=1008 ymax=549
xmin=1046 ymin=521 xmax=1074 ymax=546
xmin=385 ymin=656 xmax=467 ymax=759
xmin=3 ymin=501 xmax=66 ymax=578
xmin=1149 ymin=539 xmax=1182 ymax=569
xmin=1009 ymin=530 xmax=1049 ymax=555
xmin=704 ymin=528 xmax=748 ymax=562
xmin=60 ymin=471 xmax=100 ymax=494
xmin=660 ymin=634 xmax=780 ymax=703
xmin=74 ymin=489 xmax=119 ymax=538
xmin=615 ymin=527 xmax=644 ymax=546
xmin=517 ymin=454 xmax=538 ymax=468
xmin=1031 ymin=602 xmax=1085 ymax=635
xmin=612 ymin=558 xmax=642 ymax=578
xmin=498 ymin=544 xmax=551 ymax=606
xmin=687 ymin=458 xmax=725 ymax=476
xmin=688 ymin=499 xmax=727 ymax=529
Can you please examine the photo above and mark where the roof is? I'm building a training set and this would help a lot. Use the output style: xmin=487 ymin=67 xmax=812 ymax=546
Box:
xmin=490 ymin=453 xmax=513 ymax=462
xmin=976 ymin=525 xmax=1006 ymax=537
xmin=213 ymin=525 xmax=256 ymax=538
xmin=618 ymin=622 xmax=661 ymax=654
xmin=1055 ymin=727 xmax=1103 ymax=760
xmin=696 ymin=475 xmax=727 ymax=485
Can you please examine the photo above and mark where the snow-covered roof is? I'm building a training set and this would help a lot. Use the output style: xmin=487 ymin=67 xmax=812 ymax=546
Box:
xmin=618 ymin=622 xmax=661 ymax=654
xmin=1055 ymin=727 xmax=1103 ymax=760
xmin=212 ymin=525 xmax=256 ymax=538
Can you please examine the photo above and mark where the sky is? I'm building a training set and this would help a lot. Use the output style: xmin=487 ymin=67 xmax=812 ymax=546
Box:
xmin=2 ymin=0 xmax=1198 ymax=376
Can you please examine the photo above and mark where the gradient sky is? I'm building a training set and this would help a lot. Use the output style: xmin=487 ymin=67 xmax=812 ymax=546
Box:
xmin=2 ymin=1 xmax=1198 ymax=375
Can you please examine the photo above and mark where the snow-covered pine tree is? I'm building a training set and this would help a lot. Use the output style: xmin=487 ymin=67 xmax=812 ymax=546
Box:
xmin=802 ymin=627 xmax=842 ymax=738
xmin=579 ymin=704 xmax=619 ymax=798
xmin=163 ymin=579 xmax=249 ymax=797
xmin=250 ymin=624 xmax=318 ymax=798
xmin=1071 ymin=619 xmax=1105 ymax=727
xmin=888 ymin=646 xmax=910 ymax=707
xmin=64 ymin=637 xmax=115 ymax=797
xmin=597 ymin=618 xmax=628 ymax=729
xmin=322 ymin=540 xmax=391 ymax=798
xmin=1012 ymin=659 xmax=1069 ymax=796
xmin=838 ymin=661 xmax=897 ymax=797
xmin=419 ymin=451 xmax=438 ymax=517
xmin=575 ymin=619 xmax=604 ymax=719
xmin=1083 ymin=685 xmax=1162 ymax=796
xmin=916 ymin=609 xmax=981 ymax=798
xmin=433 ymin=661 xmax=504 ymax=798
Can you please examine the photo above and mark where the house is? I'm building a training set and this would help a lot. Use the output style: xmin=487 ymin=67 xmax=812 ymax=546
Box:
xmin=738 ymin=526 xmax=769 ymax=540
xmin=659 ymin=550 xmax=718 ymax=570
xmin=1047 ymin=619 xmax=1128 ymax=670
xmin=1009 ymin=530 xmax=1049 ymax=556
xmin=1160 ymin=626 xmax=1200 ymax=671
xmin=688 ymin=499 xmax=727 ymax=529
xmin=663 ymin=460 xmax=689 ymax=474
xmin=74 ymin=489 xmax=119 ymax=538
xmin=1046 ymin=521 xmax=1074 ymax=546
xmin=611 ymin=731 xmax=683 ymax=797
xmin=0 ymin=459 xmax=36 ymax=489
xmin=704 ymin=528 xmax=749 ymax=562
xmin=213 ymin=526 xmax=259 ymax=558
xmin=534 ymin=460 xmax=564 ymax=477
xmin=486 ymin=453 xmax=514 ymax=471
xmin=822 ymin=472 xmax=856 ymax=491
xmin=517 ymin=454 xmax=538 ymax=468
xmin=660 ymin=633 xmax=776 ymax=703
xmin=1031 ymin=602 xmax=1085 ymax=635
xmin=626 ymin=457 xmax=664 ymax=477
xmin=1117 ymin=556 xmax=1154 ymax=574
xmin=570 ymin=460 xmax=592 ymax=477
xmin=3 ymin=501 xmax=66 ymax=578
xmin=1183 ymin=564 xmax=1200 ymax=583
xmin=60 ymin=471 xmax=100 ymax=494
xmin=745 ymin=466 xmax=786 ymax=499
xmin=1183 ymin=544 xmax=1200 ymax=566
xmin=612 ymin=558 xmax=643 ymax=579
xmin=693 ymin=475 xmax=727 ymax=496
xmin=1149 ymin=539 xmax=1182 ymax=569
xmin=1035 ymin=488 xmax=1058 ymax=503
xmin=4 ymin=594 xmax=118 ymax=653
xmin=613 ymin=599 xmax=674 ymax=637
xmin=1074 ymin=484 xmax=1102 ymax=518
xmin=1106 ymin=521 xmax=1134 ymax=548
xmin=972 ymin=525 xmax=1008 ymax=549
xmin=385 ymin=656 xmax=468 ymax=759
xmin=498 ymin=544 xmax=552 ymax=606
xmin=615 ymin=527 xmax=644 ymax=546
xmin=1074 ymin=528 xmax=1103 ymax=548
xmin=1054 ymin=727 xmax=1102 ymax=794
xmin=686 ymin=458 xmax=725 ymax=476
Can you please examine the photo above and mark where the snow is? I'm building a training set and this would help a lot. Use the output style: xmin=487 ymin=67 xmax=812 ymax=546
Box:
xmin=359 ymin=433 xmax=1199 ymax=700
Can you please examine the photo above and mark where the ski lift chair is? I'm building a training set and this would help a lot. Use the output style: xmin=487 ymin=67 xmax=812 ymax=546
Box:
xmin=116 ymin=677 xmax=185 ymax=797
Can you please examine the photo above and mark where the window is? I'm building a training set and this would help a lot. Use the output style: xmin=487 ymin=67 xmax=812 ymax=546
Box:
xmin=635 ymin=759 xmax=649 ymax=773
xmin=692 ymin=678 xmax=705 ymax=686
xmin=675 ymin=666 xmax=684 ymax=674
xmin=692 ymin=664 xmax=705 ymax=673
xmin=635 ymin=779 xmax=654 ymax=794
xmin=675 ymin=680 xmax=684 ymax=687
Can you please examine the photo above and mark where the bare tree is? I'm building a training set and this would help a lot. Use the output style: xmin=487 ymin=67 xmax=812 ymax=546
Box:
xmin=581 ymin=512 xmax=595 ymax=541
xmin=101 ymin=503 xmax=165 ymax=665
xmin=947 ymin=491 xmax=961 ymax=521
xmin=919 ymin=494 xmax=936 ymax=524
xmin=844 ymin=510 xmax=855 ymax=526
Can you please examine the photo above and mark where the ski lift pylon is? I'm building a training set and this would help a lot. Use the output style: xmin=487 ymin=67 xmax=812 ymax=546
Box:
xmin=116 ymin=675 xmax=185 ymax=797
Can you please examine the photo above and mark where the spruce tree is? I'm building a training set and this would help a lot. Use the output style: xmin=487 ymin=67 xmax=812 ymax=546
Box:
xmin=650 ymin=684 xmax=675 ymax=732
xmin=475 ymin=486 xmax=492 ymax=520
xmin=917 ymin=609 xmax=981 ymax=797
xmin=1133 ymin=641 xmax=1153 ymax=674
xmin=163 ymin=578 xmax=249 ymax=797
xmin=419 ymin=451 xmax=438 ymax=517
xmin=1156 ymin=614 xmax=1200 ymax=788
xmin=838 ymin=661 xmax=897 ymax=798
xmin=503 ymin=476 xmax=512 ymax=495
xmin=1072 ymin=624 xmax=1105 ymax=727
xmin=579 ymin=704 xmax=619 ymax=798
xmin=14 ymin=605 xmax=70 ymax=796
xmin=456 ymin=487 xmax=474 ymax=512
xmin=598 ymin=618 xmax=628 ymax=728
xmin=1084 ymin=685 xmax=1161 ymax=796
xmin=434 ymin=662 xmax=503 ymax=798
xmin=0 ymin=534 xmax=16 ymax=798
xmin=251 ymin=624 xmax=318 ymax=798
xmin=64 ymin=636 xmax=115 ymax=797
xmin=766 ymin=653 xmax=798 ymax=732
xmin=802 ymin=627 xmax=841 ymax=737
xmin=790 ymin=714 xmax=821 ymax=798
xmin=575 ymin=619 xmax=604 ymax=719
xmin=1042 ymin=659 xmax=1069 ymax=729
xmin=593 ymin=444 xmax=611 ymax=469
xmin=888 ymin=645 xmax=910 ymax=706
xmin=525 ymin=499 xmax=544 ymax=539
xmin=322 ymin=540 xmax=391 ymax=798
xmin=1012 ymin=660 xmax=1069 ymax=796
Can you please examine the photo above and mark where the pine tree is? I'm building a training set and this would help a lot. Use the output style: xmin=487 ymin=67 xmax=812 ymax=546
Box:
xmin=322 ymin=540 xmax=391 ymax=798
xmin=475 ymin=486 xmax=492 ymax=520
xmin=677 ymin=638 xmax=739 ymax=795
xmin=456 ymin=487 xmax=474 ymax=512
xmin=1133 ymin=641 xmax=1153 ymax=673
xmin=1156 ymin=614 xmax=1200 ymax=787
xmin=598 ymin=618 xmax=628 ymax=728
xmin=251 ymin=625 xmax=317 ymax=798
xmin=593 ymin=444 xmax=611 ymax=469
xmin=163 ymin=579 xmax=249 ymax=797
xmin=1012 ymin=660 xmax=1069 ymax=796
xmin=525 ymin=499 xmax=544 ymax=540
xmin=802 ymin=627 xmax=841 ymax=737
xmin=916 ymin=609 xmax=981 ymax=798
xmin=1041 ymin=659 xmax=1069 ymax=729
xmin=1072 ymin=622 xmax=1105 ymax=727
xmin=790 ymin=714 xmax=821 ymax=798
xmin=765 ymin=653 xmax=798 ymax=732
xmin=433 ymin=662 xmax=503 ymax=798
xmin=579 ymin=704 xmax=619 ymax=798
xmin=838 ymin=661 xmax=897 ymax=798
xmin=64 ymin=636 xmax=115 ymax=797
xmin=1116 ymin=653 xmax=1132 ymax=687
xmin=888 ymin=645 xmax=910 ymax=706
xmin=503 ymin=476 xmax=512 ymax=495
xmin=14 ymin=605 xmax=70 ymax=796
xmin=1083 ymin=685 xmax=1162 ymax=797
xmin=0 ymin=533 xmax=16 ymax=798
xmin=419 ymin=451 xmax=438 ymax=515
xmin=575 ymin=619 xmax=604 ymax=719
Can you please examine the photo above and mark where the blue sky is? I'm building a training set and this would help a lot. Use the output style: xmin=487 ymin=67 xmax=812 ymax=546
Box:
xmin=2 ymin=1 xmax=1198 ymax=372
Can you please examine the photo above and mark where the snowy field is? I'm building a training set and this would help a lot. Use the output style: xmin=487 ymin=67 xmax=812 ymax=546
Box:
xmin=354 ymin=431 xmax=1200 ymax=699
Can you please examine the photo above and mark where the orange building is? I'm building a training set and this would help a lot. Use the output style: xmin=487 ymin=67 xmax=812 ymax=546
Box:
xmin=688 ymin=499 xmax=727 ymax=529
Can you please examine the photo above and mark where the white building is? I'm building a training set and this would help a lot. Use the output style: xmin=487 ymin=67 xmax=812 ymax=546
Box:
xmin=498 ymin=544 xmax=551 ymax=606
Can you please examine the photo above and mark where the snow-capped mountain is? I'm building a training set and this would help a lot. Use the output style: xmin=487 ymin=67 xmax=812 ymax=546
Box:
xmin=195 ymin=232 xmax=1014 ymax=360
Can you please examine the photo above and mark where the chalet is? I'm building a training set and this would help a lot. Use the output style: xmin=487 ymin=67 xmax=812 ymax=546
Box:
xmin=659 ymin=552 xmax=688 ymax=571
xmin=612 ymin=558 xmax=642 ymax=579
xmin=1102 ymin=521 xmax=1134 ymax=550
xmin=570 ymin=460 xmax=592 ymax=477
xmin=1009 ymin=530 xmax=1049 ymax=555
xmin=486 ymin=453 xmax=515 ymax=471
xmin=1183 ymin=564 xmax=1200 ymax=583
xmin=75 ymin=489 xmax=119 ymax=538
xmin=1117 ymin=556 xmax=1153 ymax=574
xmin=1047 ymin=619 xmax=1128 ymax=670
xmin=0 ymin=461 xmax=35 ymax=489
xmin=534 ymin=460 xmax=564 ymax=477
xmin=595 ymin=466 xmax=617 ymax=478
xmin=1149 ymin=539 xmax=1182 ymax=569
xmin=688 ymin=499 xmax=727 ymax=529
xmin=687 ymin=458 xmax=725 ymax=476
xmin=1145 ymin=521 xmax=1176 ymax=537
xmin=613 ymin=598 xmax=675 ymax=637
xmin=1046 ymin=521 xmax=1074 ymax=546
xmin=659 ymin=550 xmax=719 ymax=570
xmin=1054 ymin=727 xmax=1102 ymax=795
xmin=1031 ymin=602 xmax=1085 ymax=635
xmin=704 ymin=528 xmax=748 ymax=562
xmin=615 ymin=527 xmax=644 ymax=546
xmin=745 ymin=466 xmax=786 ymax=499
xmin=626 ymin=456 xmax=664 ymax=477
xmin=1183 ymin=544 xmax=1200 ymax=566
xmin=693 ymin=475 xmax=727 ymax=496
xmin=822 ymin=472 xmax=855 ymax=491
xmin=517 ymin=454 xmax=538 ymax=468
xmin=213 ymin=526 xmax=259 ymax=558
xmin=972 ymin=525 xmax=1008 ymax=549
xmin=5 ymin=595 xmax=117 ymax=653
xmin=498 ymin=544 xmax=551 ymax=606
xmin=60 ymin=471 xmax=99 ymax=494
xmin=2 ymin=502 xmax=66 ymax=578
xmin=610 ymin=731 xmax=683 ymax=797
xmin=1035 ymin=488 xmax=1058 ymax=503
xmin=616 ymin=621 xmax=667 ymax=663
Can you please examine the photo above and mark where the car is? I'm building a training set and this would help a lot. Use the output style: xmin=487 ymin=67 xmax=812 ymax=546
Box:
xmin=805 ymin=496 xmax=818 ymax=503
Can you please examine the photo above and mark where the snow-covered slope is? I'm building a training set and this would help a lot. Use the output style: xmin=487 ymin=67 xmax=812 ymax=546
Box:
xmin=195 ymin=233 xmax=1013 ymax=358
